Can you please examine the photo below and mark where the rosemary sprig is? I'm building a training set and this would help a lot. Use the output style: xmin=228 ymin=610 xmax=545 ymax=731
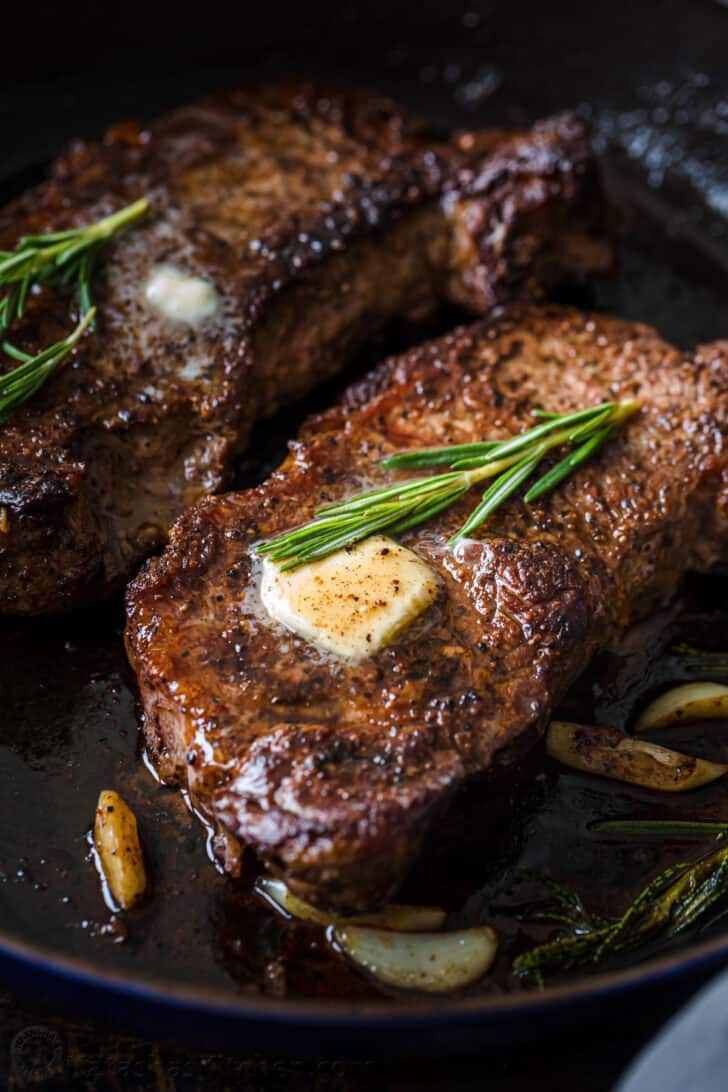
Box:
xmin=513 ymin=846 xmax=728 ymax=984
xmin=0 ymin=309 xmax=95 ymax=425
xmin=668 ymin=644 xmax=728 ymax=681
xmin=0 ymin=197 xmax=148 ymax=335
xmin=513 ymin=870 xmax=608 ymax=933
xmin=0 ymin=197 xmax=149 ymax=423
xmin=595 ymin=819 xmax=728 ymax=838
xmin=259 ymin=400 xmax=640 ymax=571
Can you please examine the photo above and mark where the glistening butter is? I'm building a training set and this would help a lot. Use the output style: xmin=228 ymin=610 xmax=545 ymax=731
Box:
xmin=260 ymin=535 xmax=439 ymax=660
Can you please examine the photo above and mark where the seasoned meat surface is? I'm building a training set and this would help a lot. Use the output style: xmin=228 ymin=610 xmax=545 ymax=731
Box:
xmin=0 ymin=84 xmax=609 ymax=614
xmin=126 ymin=304 xmax=728 ymax=911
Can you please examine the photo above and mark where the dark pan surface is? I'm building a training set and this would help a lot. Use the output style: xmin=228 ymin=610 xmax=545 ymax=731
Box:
xmin=2 ymin=0 xmax=728 ymax=1053
xmin=3 ymin=570 xmax=728 ymax=1000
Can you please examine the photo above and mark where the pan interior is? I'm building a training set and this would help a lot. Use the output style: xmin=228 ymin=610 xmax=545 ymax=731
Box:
xmin=2 ymin=47 xmax=728 ymax=1014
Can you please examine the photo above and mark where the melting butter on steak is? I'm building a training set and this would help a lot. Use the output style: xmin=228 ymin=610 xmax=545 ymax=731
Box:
xmin=0 ymin=84 xmax=609 ymax=614
xmin=260 ymin=536 xmax=441 ymax=661
xmin=126 ymin=304 xmax=728 ymax=912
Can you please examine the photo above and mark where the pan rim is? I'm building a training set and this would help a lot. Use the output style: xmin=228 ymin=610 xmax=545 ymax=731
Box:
xmin=2 ymin=920 xmax=727 ymax=1025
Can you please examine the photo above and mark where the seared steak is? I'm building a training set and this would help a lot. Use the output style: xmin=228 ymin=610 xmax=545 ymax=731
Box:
xmin=0 ymin=84 xmax=609 ymax=614
xmin=126 ymin=304 xmax=728 ymax=911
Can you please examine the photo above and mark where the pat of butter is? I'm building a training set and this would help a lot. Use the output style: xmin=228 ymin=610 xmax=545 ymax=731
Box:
xmin=260 ymin=535 xmax=439 ymax=661
xmin=144 ymin=264 xmax=219 ymax=325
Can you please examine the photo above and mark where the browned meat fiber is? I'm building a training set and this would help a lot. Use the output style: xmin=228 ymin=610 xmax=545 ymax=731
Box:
xmin=126 ymin=304 xmax=728 ymax=912
xmin=0 ymin=83 xmax=609 ymax=614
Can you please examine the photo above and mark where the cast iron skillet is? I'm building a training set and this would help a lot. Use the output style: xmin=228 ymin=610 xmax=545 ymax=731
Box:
xmin=2 ymin=0 xmax=728 ymax=1057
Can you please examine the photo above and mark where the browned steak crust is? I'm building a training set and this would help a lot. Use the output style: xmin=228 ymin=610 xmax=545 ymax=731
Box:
xmin=125 ymin=304 xmax=728 ymax=911
xmin=0 ymin=85 xmax=609 ymax=614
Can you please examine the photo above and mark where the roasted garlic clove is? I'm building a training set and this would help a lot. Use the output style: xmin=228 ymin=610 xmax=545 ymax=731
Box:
xmin=547 ymin=720 xmax=728 ymax=792
xmin=635 ymin=682 xmax=728 ymax=733
xmin=93 ymin=790 xmax=147 ymax=910
xmin=333 ymin=924 xmax=497 ymax=993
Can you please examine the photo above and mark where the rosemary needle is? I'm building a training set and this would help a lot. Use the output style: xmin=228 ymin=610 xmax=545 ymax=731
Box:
xmin=259 ymin=399 xmax=641 ymax=570
xmin=594 ymin=819 xmax=728 ymax=837
xmin=0 ymin=196 xmax=149 ymax=423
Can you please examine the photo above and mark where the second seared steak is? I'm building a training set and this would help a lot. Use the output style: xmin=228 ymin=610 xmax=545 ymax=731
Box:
xmin=0 ymin=84 xmax=608 ymax=614
xmin=126 ymin=304 xmax=728 ymax=911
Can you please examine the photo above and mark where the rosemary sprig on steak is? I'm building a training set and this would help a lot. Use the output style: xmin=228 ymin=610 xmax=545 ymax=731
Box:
xmin=513 ymin=846 xmax=728 ymax=985
xmin=0 ymin=308 xmax=95 ymax=425
xmin=259 ymin=399 xmax=640 ymax=570
xmin=0 ymin=197 xmax=149 ymax=423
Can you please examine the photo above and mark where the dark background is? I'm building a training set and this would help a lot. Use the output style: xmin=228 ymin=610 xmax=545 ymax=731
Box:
xmin=2 ymin=0 xmax=728 ymax=1087
xmin=4 ymin=0 xmax=728 ymax=288
xmin=2 ymin=0 xmax=728 ymax=209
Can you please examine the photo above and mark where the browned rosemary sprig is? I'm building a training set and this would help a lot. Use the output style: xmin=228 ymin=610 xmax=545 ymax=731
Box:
xmin=0 ymin=197 xmax=149 ymax=424
xmin=259 ymin=399 xmax=640 ymax=571
xmin=512 ymin=846 xmax=728 ymax=986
